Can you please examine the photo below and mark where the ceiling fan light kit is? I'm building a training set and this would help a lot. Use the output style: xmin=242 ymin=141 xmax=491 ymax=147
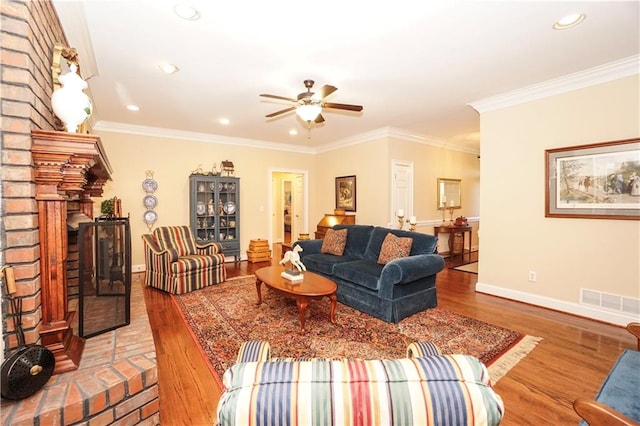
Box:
xmin=296 ymin=104 xmax=322 ymax=122
xmin=260 ymin=79 xmax=363 ymax=135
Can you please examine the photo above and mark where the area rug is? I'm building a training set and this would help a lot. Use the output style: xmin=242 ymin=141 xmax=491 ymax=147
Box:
xmin=451 ymin=261 xmax=479 ymax=274
xmin=172 ymin=275 xmax=540 ymax=386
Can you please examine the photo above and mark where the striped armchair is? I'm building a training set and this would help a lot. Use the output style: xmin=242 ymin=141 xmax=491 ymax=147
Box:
xmin=141 ymin=225 xmax=226 ymax=294
xmin=216 ymin=341 xmax=504 ymax=426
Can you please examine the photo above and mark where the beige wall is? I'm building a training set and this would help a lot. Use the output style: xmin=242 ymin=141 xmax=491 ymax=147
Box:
xmin=95 ymin=131 xmax=317 ymax=266
xmin=96 ymin=130 xmax=481 ymax=267
xmin=388 ymin=136 xmax=481 ymax=227
xmin=477 ymin=75 xmax=640 ymax=325
xmin=315 ymin=136 xmax=480 ymax=233
xmin=315 ymin=138 xmax=390 ymax=225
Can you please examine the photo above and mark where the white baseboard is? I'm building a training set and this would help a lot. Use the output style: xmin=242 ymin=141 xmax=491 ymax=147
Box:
xmin=132 ymin=264 xmax=145 ymax=273
xmin=476 ymin=281 xmax=640 ymax=327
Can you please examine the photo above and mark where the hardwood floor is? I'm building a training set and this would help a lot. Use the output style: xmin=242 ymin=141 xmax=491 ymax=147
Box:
xmin=143 ymin=247 xmax=635 ymax=425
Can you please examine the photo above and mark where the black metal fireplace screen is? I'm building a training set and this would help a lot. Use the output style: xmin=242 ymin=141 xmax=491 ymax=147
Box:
xmin=78 ymin=218 xmax=131 ymax=338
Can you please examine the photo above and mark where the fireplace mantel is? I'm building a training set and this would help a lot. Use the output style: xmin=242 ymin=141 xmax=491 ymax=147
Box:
xmin=31 ymin=129 xmax=112 ymax=373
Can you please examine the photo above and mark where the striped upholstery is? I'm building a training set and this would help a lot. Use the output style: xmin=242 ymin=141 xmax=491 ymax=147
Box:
xmin=142 ymin=226 xmax=227 ymax=294
xmin=236 ymin=341 xmax=271 ymax=363
xmin=216 ymin=343 xmax=504 ymax=426
xmin=407 ymin=341 xmax=442 ymax=358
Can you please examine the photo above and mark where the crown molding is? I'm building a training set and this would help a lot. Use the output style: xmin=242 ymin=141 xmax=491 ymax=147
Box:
xmin=95 ymin=120 xmax=480 ymax=156
xmin=316 ymin=127 xmax=479 ymax=155
xmin=469 ymin=55 xmax=640 ymax=114
xmin=386 ymin=127 xmax=480 ymax=155
xmin=92 ymin=121 xmax=317 ymax=154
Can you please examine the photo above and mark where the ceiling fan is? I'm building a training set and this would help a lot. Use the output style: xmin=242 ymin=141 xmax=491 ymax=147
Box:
xmin=260 ymin=79 xmax=363 ymax=125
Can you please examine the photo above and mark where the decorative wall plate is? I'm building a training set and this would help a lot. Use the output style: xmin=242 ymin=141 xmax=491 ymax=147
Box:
xmin=143 ymin=210 xmax=158 ymax=224
xmin=143 ymin=194 xmax=158 ymax=209
xmin=142 ymin=178 xmax=158 ymax=193
xmin=223 ymin=201 xmax=236 ymax=214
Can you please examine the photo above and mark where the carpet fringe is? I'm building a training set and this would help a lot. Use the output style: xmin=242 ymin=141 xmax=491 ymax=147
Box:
xmin=488 ymin=335 xmax=542 ymax=383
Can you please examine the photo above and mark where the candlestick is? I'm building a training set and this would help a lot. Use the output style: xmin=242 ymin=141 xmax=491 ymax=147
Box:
xmin=396 ymin=210 xmax=405 ymax=229
xmin=441 ymin=202 xmax=447 ymax=225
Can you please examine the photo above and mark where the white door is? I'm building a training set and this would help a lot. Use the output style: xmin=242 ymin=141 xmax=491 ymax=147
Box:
xmin=391 ymin=160 xmax=414 ymax=225
xmin=293 ymin=174 xmax=304 ymax=239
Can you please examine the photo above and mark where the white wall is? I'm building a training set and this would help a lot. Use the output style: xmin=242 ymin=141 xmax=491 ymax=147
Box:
xmin=477 ymin=75 xmax=640 ymax=326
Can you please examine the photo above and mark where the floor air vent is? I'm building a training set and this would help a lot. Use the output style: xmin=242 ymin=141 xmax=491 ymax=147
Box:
xmin=581 ymin=288 xmax=640 ymax=316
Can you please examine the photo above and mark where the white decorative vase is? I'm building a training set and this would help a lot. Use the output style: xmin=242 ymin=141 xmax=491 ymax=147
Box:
xmin=51 ymin=63 xmax=92 ymax=133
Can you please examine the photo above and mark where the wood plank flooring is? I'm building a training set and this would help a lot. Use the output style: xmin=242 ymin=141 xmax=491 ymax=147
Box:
xmin=142 ymin=247 xmax=635 ymax=425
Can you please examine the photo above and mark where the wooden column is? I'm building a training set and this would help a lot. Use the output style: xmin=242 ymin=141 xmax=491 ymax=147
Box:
xmin=31 ymin=130 xmax=112 ymax=374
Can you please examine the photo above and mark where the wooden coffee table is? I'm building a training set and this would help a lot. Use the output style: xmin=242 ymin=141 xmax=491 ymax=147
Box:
xmin=255 ymin=266 xmax=337 ymax=334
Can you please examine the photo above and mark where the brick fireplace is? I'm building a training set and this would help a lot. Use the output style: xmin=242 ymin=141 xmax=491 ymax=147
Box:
xmin=1 ymin=2 xmax=159 ymax=423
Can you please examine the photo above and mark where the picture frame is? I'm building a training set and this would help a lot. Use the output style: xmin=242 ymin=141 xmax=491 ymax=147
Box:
xmin=545 ymin=138 xmax=640 ymax=220
xmin=335 ymin=175 xmax=356 ymax=212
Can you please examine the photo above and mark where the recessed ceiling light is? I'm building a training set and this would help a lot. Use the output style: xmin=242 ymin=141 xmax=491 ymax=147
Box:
xmin=289 ymin=129 xmax=298 ymax=136
xmin=219 ymin=118 xmax=230 ymax=125
xmin=553 ymin=13 xmax=586 ymax=30
xmin=126 ymin=105 xmax=140 ymax=111
xmin=158 ymin=63 xmax=179 ymax=74
xmin=173 ymin=4 xmax=200 ymax=21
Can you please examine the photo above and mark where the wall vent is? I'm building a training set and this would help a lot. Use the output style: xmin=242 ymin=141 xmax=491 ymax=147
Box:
xmin=580 ymin=288 xmax=640 ymax=316
xmin=622 ymin=297 xmax=640 ymax=316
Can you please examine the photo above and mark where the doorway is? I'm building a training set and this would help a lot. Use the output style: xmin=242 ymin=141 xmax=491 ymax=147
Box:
xmin=270 ymin=170 xmax=308 ymax=246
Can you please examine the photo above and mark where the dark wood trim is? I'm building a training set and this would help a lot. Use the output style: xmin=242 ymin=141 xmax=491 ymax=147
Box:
xmin=31 ymin=130 xmax=112 ymax=373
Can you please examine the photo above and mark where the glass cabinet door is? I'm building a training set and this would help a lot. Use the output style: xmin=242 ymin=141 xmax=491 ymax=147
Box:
xmin=190 ymin=175 xmax=240 ymax=261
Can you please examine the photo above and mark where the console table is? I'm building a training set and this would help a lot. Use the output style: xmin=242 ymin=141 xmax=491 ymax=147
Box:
xmin=433 ymin=225 xmax=473 ymax=263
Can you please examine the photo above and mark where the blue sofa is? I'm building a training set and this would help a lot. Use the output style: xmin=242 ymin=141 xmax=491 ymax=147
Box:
xmin=294 ymin=224 xmax=445 ymax=322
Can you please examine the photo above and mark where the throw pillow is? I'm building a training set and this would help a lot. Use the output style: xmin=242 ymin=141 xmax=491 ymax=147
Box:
xmin=321 ymin=228 xmax=348 ymax=255
xmin=377 ymin=232 xmax=413 ymax=265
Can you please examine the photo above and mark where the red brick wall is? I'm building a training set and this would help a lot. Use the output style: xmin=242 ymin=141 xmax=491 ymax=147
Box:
xmin=1 ymin=0 xmax=68 ymax=350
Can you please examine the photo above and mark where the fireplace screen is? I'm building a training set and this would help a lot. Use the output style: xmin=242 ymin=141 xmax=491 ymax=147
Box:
xmin=78 ymin=218 xmax=131 ymax=338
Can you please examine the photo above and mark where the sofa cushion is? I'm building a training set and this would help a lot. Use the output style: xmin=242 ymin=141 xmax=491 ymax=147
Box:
xmin=321 ymin=228 xmax=348 ymax=255
xmin=302 ymin=253 xmax=359 ymax=276
xmin=333 ymin=224 xmax=374 ymax=258
xmin=378 ymin=232 xmax=413 ymax=264
xmin=333 ymin=259 xmax=383 ymax=291
xmin=365 ymin=226 xmax=438 ymax=260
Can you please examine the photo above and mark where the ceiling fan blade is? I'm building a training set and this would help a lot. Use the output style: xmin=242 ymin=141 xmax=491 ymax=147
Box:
xmin=260 ymin=94 xmax=297 ymax=102
xmin=265 ymin=106 xmax=296 ymax=118
xmin=314 ymin=114 xmax=325 ymax=124
xmin=323 ymin=102 xmax=363 ymax=112
xmin=311 ymin=85 xmax=337 ymax=101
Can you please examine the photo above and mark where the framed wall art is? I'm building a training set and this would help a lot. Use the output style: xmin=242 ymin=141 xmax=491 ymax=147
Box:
xmin=335 ymin=175 xmax=356 ymax=212
xmin=545 ymin=138 xmax=640 ymax=220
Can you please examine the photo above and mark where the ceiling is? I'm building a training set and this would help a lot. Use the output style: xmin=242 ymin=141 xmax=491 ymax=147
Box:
xmin=53 ymin=1 xmax=639 ymax=153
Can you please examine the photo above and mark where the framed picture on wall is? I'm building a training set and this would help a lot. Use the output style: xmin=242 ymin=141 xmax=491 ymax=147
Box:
xmin=335 ymin=175 xmax=356 ymax=212
xmin=545 ymin=138 xmax=640 ymax=220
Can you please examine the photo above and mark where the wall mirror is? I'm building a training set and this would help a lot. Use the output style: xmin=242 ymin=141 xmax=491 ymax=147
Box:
xmin=437 ymin=178 xmax=461 ymax=209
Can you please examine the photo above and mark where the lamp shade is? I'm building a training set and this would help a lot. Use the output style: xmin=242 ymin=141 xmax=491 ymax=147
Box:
xmin=296 ymin=104 xmax=322 ymax=122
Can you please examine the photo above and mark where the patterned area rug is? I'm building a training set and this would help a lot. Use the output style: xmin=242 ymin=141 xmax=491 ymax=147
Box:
xmin=172 ymin=275 xmax=540 ymax=384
